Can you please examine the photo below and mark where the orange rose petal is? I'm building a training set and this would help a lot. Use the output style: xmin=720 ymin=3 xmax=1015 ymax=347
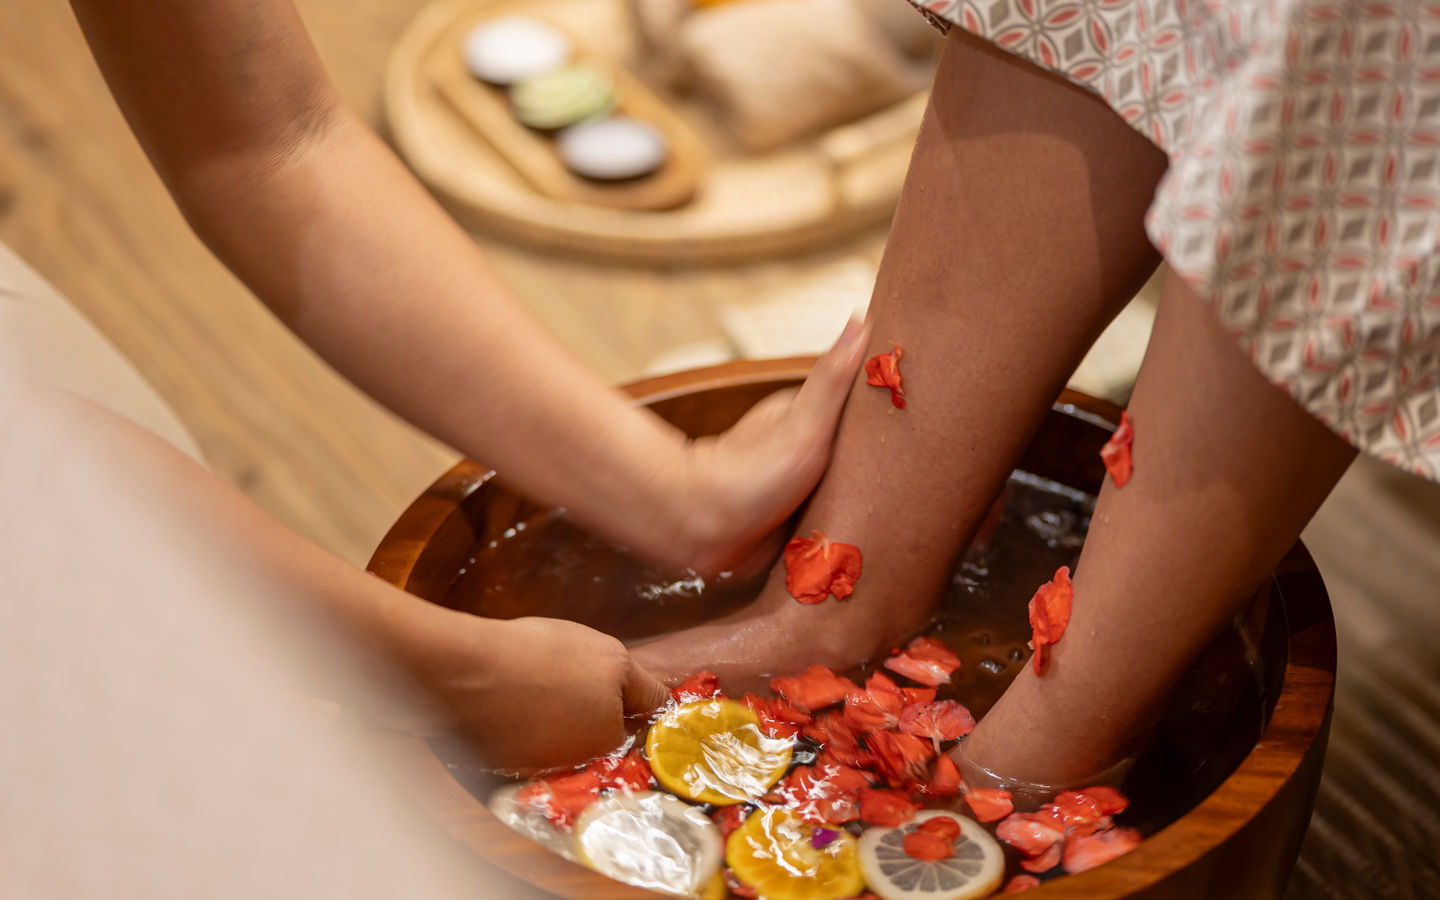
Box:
xmin=516 ymin=771 xmax=605 ymax=829
xmin=902 ymin=686 xmax=938 ymax=705
xmin=1020 ymin=841 xmax=1064 ymax=873
xmin=842 ymin=672 xmax=909 ymax=733
xmin=918 ymin=753 xmax=963 ymax=797
xmin=783 ymin=530 xmax=864 ymax=604
xmin=898 ymin=701 xmax=977 ymax=747
xmin=585 ymin=750 xmax=653 ymax=793
xmin=964 ymin=786 xmax=1015 ymax=823
xmin=867 ymin=729 xmax=937 ymax=787
xmin=902 ymin=830 xmax=956 ymax=861
xmin=1099 ymin=412 xmax=1134 ymax=487
xmin=771 ymin=665 xmax=858 ymax=712
xmin=858 ymin=786 xmax=919 ymax=827
xmin=1061 ymin=826 xmax=1142 ymax=874
xmin=671 ymin=670 xmax=723 ymax=703
xmin=916 ymin=816 xmax=962 ymax=841
xmin=996 ymin=810 xmax=1066 ymax=858
xmin=864 ymin=343 xmax=906 ymax=409
xmin=740 ymin=692 xmax=814 ymax=739
xmin=883 ymin=636 xmax=961 ymax=687
xmin=1027 ymin=566 xmax=1074 ymax=676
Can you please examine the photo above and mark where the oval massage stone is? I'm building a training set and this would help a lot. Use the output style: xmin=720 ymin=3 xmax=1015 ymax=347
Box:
xmin=558 ymin=117 xmax=669 ymax=181
xmin=462 ymin=17 xmax=571 ymax=86
xmin=510 ymin=62 xmax=617 ymax=131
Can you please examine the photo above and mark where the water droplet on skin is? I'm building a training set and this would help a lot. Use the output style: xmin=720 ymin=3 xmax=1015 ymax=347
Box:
xmin=1008 ymin=647 xmax=1026 ymax=662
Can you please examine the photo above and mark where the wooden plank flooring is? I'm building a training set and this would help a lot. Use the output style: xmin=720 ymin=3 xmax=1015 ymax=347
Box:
xmin=2 ymin=2 xmax=1435 ymax=896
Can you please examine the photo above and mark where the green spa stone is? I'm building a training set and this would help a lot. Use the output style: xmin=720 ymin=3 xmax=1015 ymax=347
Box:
xmin=510 ymin=62 xmax=617 ymax=131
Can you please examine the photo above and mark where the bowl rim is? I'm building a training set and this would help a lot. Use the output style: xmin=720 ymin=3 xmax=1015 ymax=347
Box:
xmin=365 ymin=358 xmax=1337 ymax=899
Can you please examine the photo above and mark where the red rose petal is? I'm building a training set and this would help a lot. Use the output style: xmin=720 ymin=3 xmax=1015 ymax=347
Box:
xmin=585 ymin=750 xmax=652 ymax=793
xmin=1076 ymin=785 xmax=1130 ymax=816
xmin=783 ymin=530 xmax=864 ymax=604
xmin=773 ymin=763 xmax=874 ymax=825
xmin=918 ymin=753 xmax=963 ymax=797
xmin=515 ymin=771 xmax=604 ymax=829
xmin=996 ymin=810 xmax=1066 ymax=858
xmin=1020 ymin=841 xmax=1064 ymax=873
xmin=902 ymin=830 xmax=955 ymax=861
xmin=670 ymin=670 xmax=723 ymax=703
xmin=858 ymin=786 xmax=919 ymax=827
xmin=804 ymin=711 xmax=876 ymax=769
xmin=883 ymin=637 xmax=961 ymax=687
xmin=1000 ymin=874 xmax=1042 ymax=894
xmin=713 ymin=804 xmax=749 ymax=840
xmin=771 ymin=665 xmax=858 ymax=713
xmin=1062 ymin=826 xmax=1142 ymax=874
xmin=1027 ymin=566 xmax=1074 ymax=676
xmin=842 ymin=672 xmax=909 ymax=733
xmin=916 ymin=816 xmax=962 ymax=841
xmin=864 ymin=343 xmax=906 ymax=409
xmin=740 ymin=692 xmax=813 ymax=739
xmin=1100 ymin=412 xmax=1134 ymax=487
xmin=902 ymin=686 xmax=937 ymax=705
xmin=964 ymin=786 xmax=1015 ymax=822
xmin=898 ymin=701 xmax=977 ymax=749
xmin=867 ymin=729 xmax=937 ymax=787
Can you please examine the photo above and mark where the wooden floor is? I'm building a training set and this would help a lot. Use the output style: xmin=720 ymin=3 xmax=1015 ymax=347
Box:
xmin=1 ymin=2 xmax=1434 ymax=896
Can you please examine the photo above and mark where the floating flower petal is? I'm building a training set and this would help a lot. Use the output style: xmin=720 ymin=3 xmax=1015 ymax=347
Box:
xmin=963 ymin=786 xmax=1015 ymax=823
xmin=1062 ymin=826 xmax=1142 ymax=874
xmin=858 ymin=786 xmax=919 ymax=827
xmin=898 ymin=701 xmax=977 ymax=750
xmin=883 ymin=636 xmax=961 ymax=687
xmin=670 ymin=670 xmax=723 ymax=703
xmin=771 ymin=665 xmax=858 ymax=712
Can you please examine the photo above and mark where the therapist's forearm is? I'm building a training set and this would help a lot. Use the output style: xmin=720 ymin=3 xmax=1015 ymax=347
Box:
xmin=171 ymin=111 xmax=701 ymax=556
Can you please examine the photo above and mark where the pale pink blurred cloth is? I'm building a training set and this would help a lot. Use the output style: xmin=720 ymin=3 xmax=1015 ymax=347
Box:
xmin=0 ymin=246 xmax=524 ymax=898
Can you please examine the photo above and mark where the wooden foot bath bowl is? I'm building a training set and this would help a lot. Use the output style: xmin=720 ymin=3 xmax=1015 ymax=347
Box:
xmin=366 ymin=359 xmax=1336 ymax=899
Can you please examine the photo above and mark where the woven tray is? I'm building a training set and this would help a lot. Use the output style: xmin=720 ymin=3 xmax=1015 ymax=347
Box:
xmin=384 ymin=0 xmax=925 ymax=264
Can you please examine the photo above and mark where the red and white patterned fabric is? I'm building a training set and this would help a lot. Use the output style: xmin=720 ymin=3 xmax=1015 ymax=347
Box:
xmin=910 ymin=0 xmax=1440 ymax=479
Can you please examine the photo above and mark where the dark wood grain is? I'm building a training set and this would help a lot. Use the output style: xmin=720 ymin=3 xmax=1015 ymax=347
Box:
xmin=365 ymin=359 xmax=1337 ymax=900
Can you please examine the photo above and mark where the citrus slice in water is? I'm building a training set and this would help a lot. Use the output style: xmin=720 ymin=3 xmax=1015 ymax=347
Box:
xmin=487 ymin=783 xmax=579 ymax=861
xmin=574 ymin=790 xmax=723 ymax=898
xmin=646 ymin=699 xmax=793 ymax=805
xmin=725 ymin=807 xmax=865 ymax=900
xmin=857 ymin=809 xmax=1004 ymax=900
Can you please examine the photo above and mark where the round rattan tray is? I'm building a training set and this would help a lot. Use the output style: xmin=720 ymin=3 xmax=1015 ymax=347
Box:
xmin=383 ymin=0 xmax=926 ymax=264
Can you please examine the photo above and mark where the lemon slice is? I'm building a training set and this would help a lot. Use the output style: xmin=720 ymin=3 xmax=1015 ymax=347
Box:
xmin=725 ymin=807 xmax=866 ymax=900
xmin=646 ymin=699 xmax=793 ymax=805
xmin=574 ymin=791 xmax=723 ymax=898
xmin=487 ymin=783 xmax=579 ymax=862
xmin=858 ymin=810 xmax=1004 ymax=900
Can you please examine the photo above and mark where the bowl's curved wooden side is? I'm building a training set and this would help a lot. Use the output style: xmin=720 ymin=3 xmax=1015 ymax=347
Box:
xmin=365 ymin=359 xmax=1336 ymax=900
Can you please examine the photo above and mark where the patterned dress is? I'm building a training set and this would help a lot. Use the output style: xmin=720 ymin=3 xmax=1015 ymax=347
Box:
xmin=909 ymin=0 xmax=1440 ymax=479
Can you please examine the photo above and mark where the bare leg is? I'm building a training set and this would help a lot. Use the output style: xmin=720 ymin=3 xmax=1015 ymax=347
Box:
xmin=959 ymin=272 xmax=1356 ymax=786
xmin=635 ymin=30 xmax=1167 ymax=682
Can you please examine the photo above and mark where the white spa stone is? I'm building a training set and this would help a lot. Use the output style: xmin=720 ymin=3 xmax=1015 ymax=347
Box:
xmin=462 ymin=17 xmax=572 ymax=86
xmin=557 ymin=116 xmax=669 ymax=181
